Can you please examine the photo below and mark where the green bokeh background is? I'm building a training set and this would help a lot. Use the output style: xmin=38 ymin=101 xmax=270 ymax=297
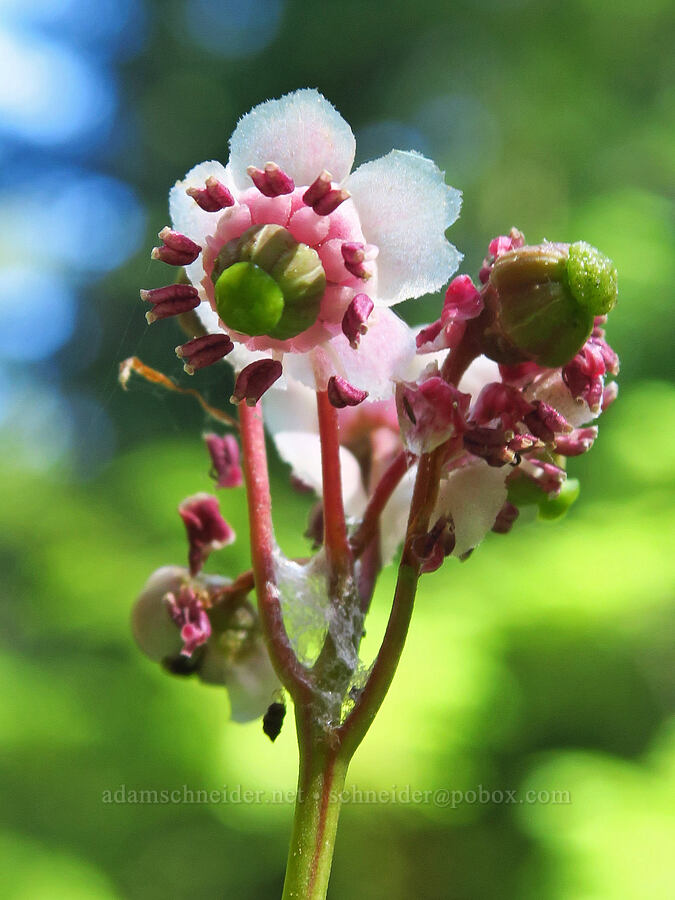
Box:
xmin=2 ymin=1 xmax=674 ymax=897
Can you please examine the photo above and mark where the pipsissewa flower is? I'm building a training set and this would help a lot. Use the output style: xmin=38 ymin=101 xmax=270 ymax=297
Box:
xmin=142 ymin=88 xmax=462 ymax=401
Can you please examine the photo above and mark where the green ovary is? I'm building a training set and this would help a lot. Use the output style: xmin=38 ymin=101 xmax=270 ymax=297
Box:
xmin=214 ymin=262 xmax=285 ymax=336
xmin=212 ymin=225 xmax=326 ymax=340
xmin=567 ymin=242 xmax=618 ymax=316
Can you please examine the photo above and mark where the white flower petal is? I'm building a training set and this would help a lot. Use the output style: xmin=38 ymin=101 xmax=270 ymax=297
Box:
xmin=435 ymin=460 xmax=507 ymax=557
xmin=263 ymin=377 xmax=318 ymax=436
xmin=169 ymin=160 xmax=233 ymax=284
xmin=347 ymin=150 xmax=462 ymax=305
xmin=459 ymin=355 xmax=501 ymax=402
xmin=274 ymin=431 xmax=367 ymax=517
xmin=526 ymin=371 xmax=597 ymax=427
xmin=199 ymin=641 xmax=280 ymax=723
xmin=379 ymin=466 xmax=416 ymax=565
xmin=228 ymin=88 xmax=356 ymax=191
xmin=321 ymin=307 xmax=416 ymax=400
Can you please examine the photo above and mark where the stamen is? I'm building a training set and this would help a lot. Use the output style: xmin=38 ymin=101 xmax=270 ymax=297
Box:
xmin=341 ymin=242 xmax=372 ymax=280
xmin=303 ymin=170 xmax=350 ymax=215
xmin=175 ymin=333 xmax=234 ymax=374
xmin=326 ymin=375 xmax=369 ymax=408
xmin=204 ymin=433 xmax=243 ymax=488
xmin=141 ymin=283 xmax=200 ymax=323
xmin=341 ymin=293 xmax=374 ymax=349
xmin=178 ymin=493 xmax=235 ymax=575
xmin=186 ymin=176 xmax=235 ymax=211
xmin=231 ymin=359 xmax=283 ymax=406
xmin=151 ymin=227 xmax=201 ymax=265
xmin=247 ymin=162 xmax=295 ymax=197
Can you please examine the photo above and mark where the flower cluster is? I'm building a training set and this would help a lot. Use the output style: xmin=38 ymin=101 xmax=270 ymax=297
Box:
xmin=129 ymin=89 xmax=618 ymax=733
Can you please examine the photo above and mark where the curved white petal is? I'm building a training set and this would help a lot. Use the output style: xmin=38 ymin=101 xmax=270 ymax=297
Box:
xmin=320 ymin=307 xmax=416 ymax=400
xmin=526 ymin=371 xmax=597 ymax=427
xmin=228 ymin=89 xmax=356 ymax=191
xmin=263 ymin=378 xmax=318 ymax=436
xmin=459 ymin=355 xmax=501 ymax=402
xmin=379 ymin=466 xmax=417 ymax=565
xmin=435 ymin=461 xmax=507 ymax=558
xmin=199 ymin=641 xmax=280 ymax=722
xmin=274 ymin=431 xmax=367 ymax=517
xmin=347 ymin=150 xmax=462 ymax=305
xmin=169 ymin=160 xmax=232 ymax=283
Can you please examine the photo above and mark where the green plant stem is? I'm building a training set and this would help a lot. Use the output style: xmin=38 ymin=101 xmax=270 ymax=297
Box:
xmin=282 ymin=713 xmax=349 ymax=900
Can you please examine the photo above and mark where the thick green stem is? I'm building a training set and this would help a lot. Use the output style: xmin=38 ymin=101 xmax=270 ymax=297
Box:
xmin=282 ymin=713 xmax=349 ymax=900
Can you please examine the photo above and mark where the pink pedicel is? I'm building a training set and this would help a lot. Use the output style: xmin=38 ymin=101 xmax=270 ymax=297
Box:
xmin=178 ymin=493 xmax=235 ymax=575
xmin=204 ymin=433 xmax=243 ymax=489
xmin=231 ymin=359 xmax=283 ymax=406
xmin=186 ymin=177 xmax=235 ymax=211
xmin=165 ymin=585 xmax=212 ymax=657
xmin=341 ymin=293 xmax=374 ymax=348
xmin=175 ymin=333 xmax=234 ymax=374
xmin=247 ymin=161 xmax=295 ymax=197
xmin=327 ymin=375 xmax=369 ymax=408
xmin=397 ymin=375 xmax=471 ymax=455
xmin=141 ymin=283 xmax=200 ymax=323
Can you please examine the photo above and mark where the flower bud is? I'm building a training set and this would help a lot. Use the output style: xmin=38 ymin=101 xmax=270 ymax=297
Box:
xmin=212 ymin=224 xmax=326 ymax=340
xmin=484 ymin=241 xmax=617 ymax=368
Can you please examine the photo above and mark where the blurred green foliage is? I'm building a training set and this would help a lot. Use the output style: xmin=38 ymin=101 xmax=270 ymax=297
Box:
xmin=2 ymin=0 xmax=674 ymax=897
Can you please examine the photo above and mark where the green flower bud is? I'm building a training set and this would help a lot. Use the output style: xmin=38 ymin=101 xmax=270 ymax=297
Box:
xmin=212 ymin=224 xmax=326 ymax=340
xmin=484 ymin=241 xmax=617 ymax=368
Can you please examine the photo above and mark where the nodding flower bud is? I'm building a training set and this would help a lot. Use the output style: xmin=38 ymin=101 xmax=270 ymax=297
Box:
xmin=483 ymin=240 xmax=618 ymax=368
xmin=212 ymin=224 xmax=326 ymax=340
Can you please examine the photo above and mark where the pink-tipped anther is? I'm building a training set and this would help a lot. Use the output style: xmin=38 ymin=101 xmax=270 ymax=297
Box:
xmin=413 ymin=516 xmax=456 ymax=574
xmin=204 ymin=433 xmax=243 ymax=488
xmin=341 ymin=242 xmax=373 ymax=280
xmin=231 ymin=359 xmax=283 ymax=406
xmin=303 ymin=170 xmax=350 ymax=216
xmin=247 ymin=161 xmax=295 ymax=197
xmin=327 ymin=375 xmax=369 ymax=408
xmin=175 ymin=333 xmax=234 ymax=374
xmin=141 ymin=283 xmax=200 ymax=323
xmin=186 ymin=177 xmax=235 ymax=211
xmin=178 ymin=493 xmax=235 ymax=575
xmin=151 ymin=227 xmax=201 ymax=265
xmin=554 ymin=426 xmax=598 ymax=457
xmin=341 ymin=293 xmax=374 ymax=348
xmin=165 ymin=585 xmax=212 ymax=657
xmin=524 ymin=400 xmax=572 ymax=443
